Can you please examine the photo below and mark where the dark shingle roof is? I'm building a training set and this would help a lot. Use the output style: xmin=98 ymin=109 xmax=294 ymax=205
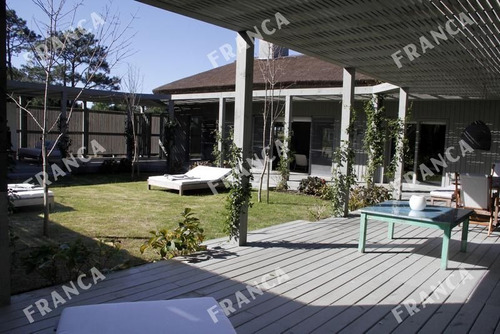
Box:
xmin=153 ymin=55 xmax=377 ymax=94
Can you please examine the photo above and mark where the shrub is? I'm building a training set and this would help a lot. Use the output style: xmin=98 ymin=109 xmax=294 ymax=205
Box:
xmin=22 ymin=239 xmax=123 ymax=284
xmin=348 ymin=185 xmax=392 ymax=211
xmin=298 ymin=177 xmax=333 ymax=200
xmin=140 ymin=208 xmax=206 ymax=259
xmin=99 ymin=158 xmax=132 ymax=174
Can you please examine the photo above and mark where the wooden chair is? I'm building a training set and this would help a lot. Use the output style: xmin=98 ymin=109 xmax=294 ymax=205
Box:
xmin=294 ymin=154 xmax=308 ymax=172
xmin=430 ymin=172 xmax=460 ymax=207
xmin=460 ymin=173 xmax=498 ymax=236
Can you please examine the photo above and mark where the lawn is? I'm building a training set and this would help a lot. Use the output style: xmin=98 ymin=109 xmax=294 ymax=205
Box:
xmin=9 ymin=174 xmax=331 ymax=293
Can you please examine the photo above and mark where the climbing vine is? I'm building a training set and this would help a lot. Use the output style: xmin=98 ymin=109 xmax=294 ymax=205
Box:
xmin=331 ymin=109 xmax=357 ymax=217
xmin=223 ymin=131 xmax=253 ymax=241
xmin=363 ymin=98 xmax=385 ymax=188
xmin=276 ymin=132 xmax=294 ymax=192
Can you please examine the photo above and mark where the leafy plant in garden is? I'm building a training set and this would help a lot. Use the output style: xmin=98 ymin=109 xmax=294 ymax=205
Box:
xmin=140 ymin=208 xmax=206 ymax=259
xmin=348 ymin=185 xmax=392 ymax=211
xmin=22 ymin=239 xmax=123 ymax=284
xmin=298 ymin=176 xmax=332 ymax=199
xmin=308 ymin=203 xmax=329 ymax=221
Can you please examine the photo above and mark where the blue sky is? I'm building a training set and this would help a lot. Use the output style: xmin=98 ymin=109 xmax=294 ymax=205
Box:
xmin=8 ymin=0 xmax=248 ymax=93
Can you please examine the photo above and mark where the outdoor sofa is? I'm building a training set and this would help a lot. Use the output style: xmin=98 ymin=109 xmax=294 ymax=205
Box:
xmin=147 ymin=166 xmax=231 ymax=195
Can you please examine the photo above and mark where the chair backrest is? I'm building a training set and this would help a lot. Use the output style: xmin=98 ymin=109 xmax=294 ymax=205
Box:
xmin=492 ymin=162 xmax=500 ymax=177
xmin=295 ymin=154 xmax=308 ymax=167
xmin=460 ymin=173 xmax=491 ymax=210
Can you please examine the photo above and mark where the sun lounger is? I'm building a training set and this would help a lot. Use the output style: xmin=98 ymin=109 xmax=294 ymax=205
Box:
xmin=8 ymin=183 xmax=55 ymax=209
xmin=147 ymin=166 xmax=232 ymax=195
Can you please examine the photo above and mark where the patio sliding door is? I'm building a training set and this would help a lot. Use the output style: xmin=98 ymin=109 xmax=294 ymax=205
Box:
xmin=310 ymin=118 xmax=335 ymax=177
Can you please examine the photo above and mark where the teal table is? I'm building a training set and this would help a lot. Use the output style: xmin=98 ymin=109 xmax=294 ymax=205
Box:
xmin=359 ymin=200 xmax=473 ymax=269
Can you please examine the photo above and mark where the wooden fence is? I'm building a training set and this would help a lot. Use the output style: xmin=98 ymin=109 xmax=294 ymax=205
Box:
xmin=19 ymin=107 xmax=163 ymax=157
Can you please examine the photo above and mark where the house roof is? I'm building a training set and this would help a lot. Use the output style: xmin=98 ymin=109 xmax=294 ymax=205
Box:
xmin=153 ymin=55 xmax=377 ymax=94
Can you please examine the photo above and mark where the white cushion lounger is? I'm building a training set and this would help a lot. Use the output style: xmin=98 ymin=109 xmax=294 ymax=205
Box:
xmin=56 ymin=298 xmax=236 ymax=334
xmin=147 ymin=166 xmax=232 ymax=195
xmin=8 ymin=183 xmax=55 ymax=209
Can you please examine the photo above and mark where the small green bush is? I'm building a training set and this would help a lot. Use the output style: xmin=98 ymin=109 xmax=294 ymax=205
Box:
xmin=298 ymin=177 xmax=333 ymax=200
xmin=140 ymin=208 xmax=206 ymax=259
xmin=22 ymin=239 xmax=123 ymax=284
xmin=348 ymin=185 xmax=392 ymax=211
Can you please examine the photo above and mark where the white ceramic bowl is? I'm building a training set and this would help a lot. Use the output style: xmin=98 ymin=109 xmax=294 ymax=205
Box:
xmin=409 ymin=195 xmax=427 ymax=211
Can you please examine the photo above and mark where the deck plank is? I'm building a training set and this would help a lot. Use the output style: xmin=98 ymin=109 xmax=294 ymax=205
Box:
xmin=1 ymin=215 xmax=500 ymax=334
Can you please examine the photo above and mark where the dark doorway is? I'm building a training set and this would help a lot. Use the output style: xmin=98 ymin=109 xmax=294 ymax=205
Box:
xmin=291 ymin=122 xmax=311 ymax=172
xmin=405 ymin=123 xmax=447 ymax=183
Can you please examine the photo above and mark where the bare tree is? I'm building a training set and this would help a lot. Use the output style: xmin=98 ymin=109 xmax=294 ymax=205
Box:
xmin=123 ymin=64 xmax=143 ymax=178
xmin=257 ymin=42 xmax=289 ymax=203
xmin=8 ymin=0 xmax=135 ymax=236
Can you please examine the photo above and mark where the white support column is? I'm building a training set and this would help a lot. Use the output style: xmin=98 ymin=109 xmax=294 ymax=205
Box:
xmin=234 ymin=32 xmax=254 ymax=246
xmin=393 ymin=87 xmax=409 ymax=200
xmin=218 ymin=97 xmax=226 ymax=167
xmin=340 ymin=67 xmax=355 ymax=217
xmin=284 ymin=95 xmax=293 ymax=164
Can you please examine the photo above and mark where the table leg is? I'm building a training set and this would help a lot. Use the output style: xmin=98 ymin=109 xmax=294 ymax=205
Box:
xmin=359 ymin=213 xmax=367 ymax=253
xmin=461 ymin=218 xmax=469 ymax=252
xmin=388 ymin=222 xmax=395 ymax=240
xmin=441 ymin=228 xmax=451 ymax=270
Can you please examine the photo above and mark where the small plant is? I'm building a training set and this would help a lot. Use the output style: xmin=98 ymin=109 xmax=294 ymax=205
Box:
xmin=98 ymin=158 xmax=132 ymax=174
xmin=348 ymin=185 xmax=392 ymax=211
xmin=140 ymin=208 xmax=206 ymax=259
xmin=298 ymin=177 xmax=330 ymax=197
xmin=308 ymin=204 xmax=328 ymax=221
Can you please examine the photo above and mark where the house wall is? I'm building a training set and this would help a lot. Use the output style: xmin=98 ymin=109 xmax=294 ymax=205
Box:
xmin=386 ymin=99 xmax=500 ymax=184
xmin=173 ymin=98 xmax=500 ymax=182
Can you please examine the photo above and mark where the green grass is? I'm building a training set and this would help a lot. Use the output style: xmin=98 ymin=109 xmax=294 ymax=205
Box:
xmin=9 ymin=174 xmax=331 ymax=293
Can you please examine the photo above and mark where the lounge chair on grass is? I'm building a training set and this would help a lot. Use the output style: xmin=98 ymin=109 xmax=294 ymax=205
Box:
xmin=147 ymin=166 xmax=231 ymax=195
xmin=8 ymin=183 xmax=55 ymax=209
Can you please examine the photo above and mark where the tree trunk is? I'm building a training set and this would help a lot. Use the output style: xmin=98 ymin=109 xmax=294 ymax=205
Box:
xmin=257 ymin=155 xmax=268 ymax=203
xmin=0 ymin=0 xmax=11 ymax=304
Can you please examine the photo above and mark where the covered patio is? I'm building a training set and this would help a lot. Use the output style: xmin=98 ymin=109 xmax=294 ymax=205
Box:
xmin=1 ymin=214 xmax=499 ymax=333
xmin=1 ymin=1 xmax=500 ymax=333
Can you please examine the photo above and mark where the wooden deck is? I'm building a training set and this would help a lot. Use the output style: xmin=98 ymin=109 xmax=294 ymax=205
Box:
xmin=1 ymin=215 xmax=500 ymax=333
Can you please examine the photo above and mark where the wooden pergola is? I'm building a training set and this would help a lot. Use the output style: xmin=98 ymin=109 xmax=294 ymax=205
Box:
xmin=134 ymin=0 xmax=500 ymax=247
xmin=1 ymin=0 xmax=499 ymax=305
